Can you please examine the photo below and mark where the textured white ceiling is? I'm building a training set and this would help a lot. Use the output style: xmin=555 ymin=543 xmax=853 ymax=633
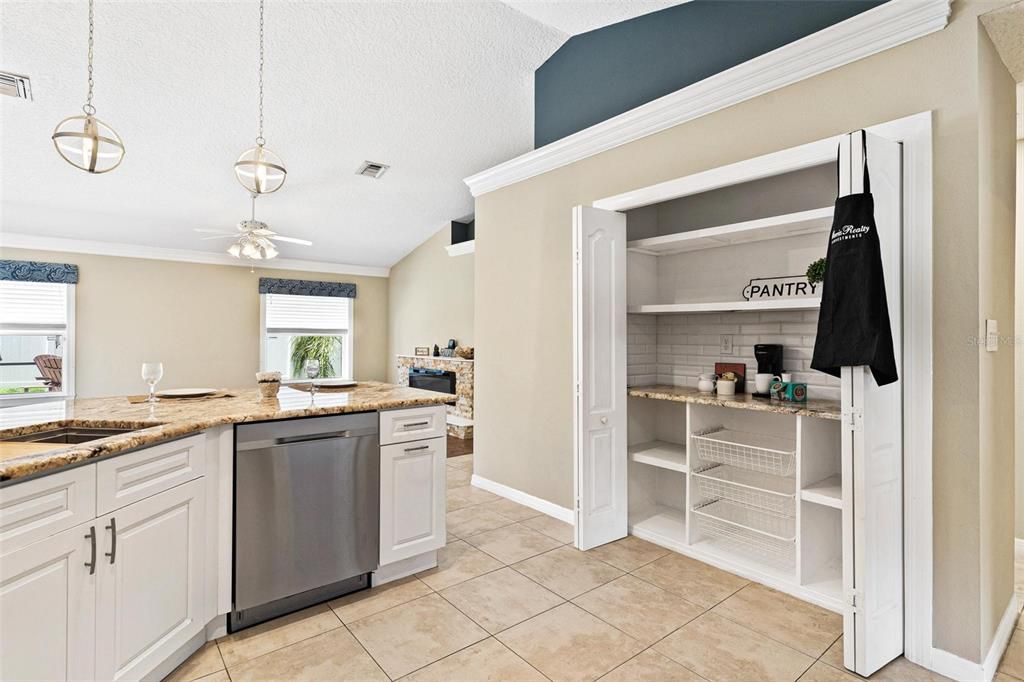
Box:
xmin=503 ymin=0 xmax=686 ymax=36
xmin=0 ymin=1 xmax=569 ymax=268
xmin=980 ymin=1 xmax=1024 ymax=82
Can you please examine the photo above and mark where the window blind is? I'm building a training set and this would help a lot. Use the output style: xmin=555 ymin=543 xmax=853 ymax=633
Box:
xmin=0 ymin=281 xmax=69 ymax=331
xmin=264 ymin=293 xmax=350 ymax=334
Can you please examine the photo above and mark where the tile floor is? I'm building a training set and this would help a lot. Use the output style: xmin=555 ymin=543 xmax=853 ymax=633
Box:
xmin=167 ymin=453 xmax=957 ymax=682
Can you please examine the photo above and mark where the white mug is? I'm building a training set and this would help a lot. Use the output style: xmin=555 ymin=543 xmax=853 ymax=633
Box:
xmin=717 ymin=379 xmax=736 ymax=396
xmin=697 ymin=373 xmax=717 ymax=393
xmin=755 ymin=373 xmax=781 ymax=393
xmin=781 ymin=373 xmax=793 ymax=383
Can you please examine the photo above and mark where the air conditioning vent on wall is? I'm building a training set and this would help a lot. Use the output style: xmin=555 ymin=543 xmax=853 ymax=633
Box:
xmin=356 ymin=161 xmax=389 ymax=179
xmin=0 ymin=71 xmax=32 ymax=100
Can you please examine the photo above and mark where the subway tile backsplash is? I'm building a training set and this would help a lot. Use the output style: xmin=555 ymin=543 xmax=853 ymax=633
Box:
xmin=627 ymin=310 xmax=840 ymax=401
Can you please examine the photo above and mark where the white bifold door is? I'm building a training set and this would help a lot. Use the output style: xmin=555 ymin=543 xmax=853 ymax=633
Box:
xmin=572 ymin=205 xmax=628 ymax=550
xmin=839 ymin=130 xmax=904 ymax=676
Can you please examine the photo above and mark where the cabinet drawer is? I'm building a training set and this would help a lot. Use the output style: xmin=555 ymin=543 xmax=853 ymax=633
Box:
xmin=380 ymin=405 xmax=447 ymax=445
xmin=97 ymin=434 xmax=205 ymax=516
xmin=0 ymin=465 xmax=97 ymax=556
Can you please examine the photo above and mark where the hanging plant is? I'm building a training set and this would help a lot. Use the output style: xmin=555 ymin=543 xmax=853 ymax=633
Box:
xmin=806 ymin=258 xmax=827 ymax=285
xmin=290 ymin=336 xmax=339 ymax=378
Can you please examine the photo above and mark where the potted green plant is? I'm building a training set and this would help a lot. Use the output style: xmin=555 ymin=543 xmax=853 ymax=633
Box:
xmin=806 ymin=257 xmax=827 ymax=285
xmin=290 ymin=336 xmax=340 ymax=379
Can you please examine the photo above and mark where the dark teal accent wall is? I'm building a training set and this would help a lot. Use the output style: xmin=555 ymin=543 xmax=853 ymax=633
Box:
xmin=534 ymin=0 xmax=886 ymax=148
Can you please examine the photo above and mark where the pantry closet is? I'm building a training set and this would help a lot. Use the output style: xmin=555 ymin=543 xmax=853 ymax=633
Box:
xmin=573 ymin=129 xmax=905 ymax=676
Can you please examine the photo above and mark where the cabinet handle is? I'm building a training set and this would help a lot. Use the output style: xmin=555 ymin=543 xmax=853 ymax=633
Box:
xmin=105 ymin=517 xmax=117 ymax=564
xmin=402 ymin=421 xmax=429 ymax=428
xmin=84 ymin=526 xmax=97 ymax=574
xmin=404 ymin=444 xmax=430 ymax=452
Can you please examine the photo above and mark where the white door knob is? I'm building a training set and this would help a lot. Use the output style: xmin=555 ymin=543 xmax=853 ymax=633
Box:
xmin=600 ymin=417 xmax=608 ymax=424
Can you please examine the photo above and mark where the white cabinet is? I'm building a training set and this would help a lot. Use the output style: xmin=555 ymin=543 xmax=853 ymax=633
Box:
xmin=379 ymin=405 xmax=447 ymax=445
xmin=379 ymin=437 xmax=446 ymax=565
xmin=94 ymin=478 xmax=205 ymax=681
xmin=0 ymin=521 xmax=97 ymax=681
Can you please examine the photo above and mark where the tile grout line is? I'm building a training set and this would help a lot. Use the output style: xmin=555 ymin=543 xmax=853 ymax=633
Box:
xmin=340 ymin=621 xmax=391 ymax=681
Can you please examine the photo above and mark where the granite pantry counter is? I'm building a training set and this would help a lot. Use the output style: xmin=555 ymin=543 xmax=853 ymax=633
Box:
xmin=627 ymin=384 xmax=842 ymax=420
xmin=0 ymin=381 xmax=454 ymax=482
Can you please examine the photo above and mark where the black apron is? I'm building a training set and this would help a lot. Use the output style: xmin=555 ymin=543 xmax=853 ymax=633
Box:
xmin=811 ymin=131 xmax=898 ymax=387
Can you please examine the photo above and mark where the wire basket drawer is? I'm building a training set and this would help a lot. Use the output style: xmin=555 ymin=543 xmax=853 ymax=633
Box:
xmin=693 ymin=499 xmax=796 ymax=569
xmin=690 ymin=428 xmax=796 ymax=476
xmin=693 ymin=464 xmax=795 ymax=517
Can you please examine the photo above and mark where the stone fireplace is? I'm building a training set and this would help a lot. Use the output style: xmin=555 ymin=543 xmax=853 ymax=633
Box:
xmin=397 ymin=355 xmax=474 ymax=439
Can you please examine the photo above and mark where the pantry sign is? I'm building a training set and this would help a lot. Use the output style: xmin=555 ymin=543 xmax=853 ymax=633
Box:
xmin=742 ymin=275 xmax=819 ymax=301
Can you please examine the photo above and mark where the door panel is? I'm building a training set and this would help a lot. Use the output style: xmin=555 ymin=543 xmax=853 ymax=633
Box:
xmin=0 ymin=522 xmax=96 ymax=681
xmin=95 ymin=479 xmax=205 ymax=682
xmin=573 ymin=205 xmax=628 ymax=550
xmin=380 ymin=437 xmax=446 ymax=564
xmin=840 ymin=130 xmax=904 ymax=676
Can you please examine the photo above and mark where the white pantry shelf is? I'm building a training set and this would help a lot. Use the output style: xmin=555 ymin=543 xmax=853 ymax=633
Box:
xmin=801 ymin=475 xmax=843 ymax=509
xmin=628 ymin=441 xmax=687 ymax=472
xmin=627 ymin=206 xmax=833 ymax=255
xmin=627 ymin=298 xmax=821 ymax=314
xmin=629 ymin=505 xmax=687 ymax=547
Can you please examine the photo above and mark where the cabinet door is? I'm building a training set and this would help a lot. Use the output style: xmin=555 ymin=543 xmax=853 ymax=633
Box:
xmin=0 ymin=522 xmax=97 ymax=681
xmin=572 ymin=205 xmax=628 ymax=550
xmin=95 ymin=479 xmax=205 ymax=682
xmin=380 ymin=437 xmax=446 ymax=565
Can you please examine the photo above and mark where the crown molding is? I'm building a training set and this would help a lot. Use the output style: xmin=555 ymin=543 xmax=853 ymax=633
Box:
xmin=0 ymin=233 xmax=391 ymax=278
xmin=464 ymin=0 xmax=951 ymax=197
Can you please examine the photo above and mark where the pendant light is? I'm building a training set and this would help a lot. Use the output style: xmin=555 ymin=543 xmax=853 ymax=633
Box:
xmin=51 ymin=0 xmax=125 ymax=174
xmin=233 ymin=0 xmax=286 ymax=195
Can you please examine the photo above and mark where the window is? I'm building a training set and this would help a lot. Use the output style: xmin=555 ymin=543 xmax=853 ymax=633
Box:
xmin=260 ymin=293 xmax=353 ymax=380
xmin=0 ymin=280 xmax=75 ymax=398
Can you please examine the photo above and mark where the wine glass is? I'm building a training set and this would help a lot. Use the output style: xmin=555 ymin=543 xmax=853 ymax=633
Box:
xmin=305 ymin=359 xmax=321 ymax=400
xmin=141 ymin=362 xmax=164 ymax=403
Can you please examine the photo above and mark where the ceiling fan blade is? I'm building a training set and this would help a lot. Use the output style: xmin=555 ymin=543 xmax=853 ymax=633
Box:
xmin=271 ymin=236 xmax=313 ymax=246
xmin=199 ymin=235 xmax=237 ymax=240
xmin=194 ymin=228 xmax=236 ymax=234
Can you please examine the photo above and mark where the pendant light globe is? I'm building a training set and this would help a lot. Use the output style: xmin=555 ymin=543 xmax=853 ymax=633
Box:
xmin=52 ymin=112 xmax=125 ymax=174
xmin=234 ymin=144 xmax=286 ymax=194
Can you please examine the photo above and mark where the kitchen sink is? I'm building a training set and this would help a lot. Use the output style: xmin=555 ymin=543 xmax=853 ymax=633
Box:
xmin=4 ymin=426 xmax=138 ymax=445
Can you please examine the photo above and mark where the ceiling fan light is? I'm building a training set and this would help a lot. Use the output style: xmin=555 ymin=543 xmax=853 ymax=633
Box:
xmin=262 ymin=244 xmax=279 ymax=259
xmin=227 ymin=242 xmax=242 ymax=258
xmin=241 ymin=241 xmax=260 ymax=259
xmin=52 ymin=114 xmax=124 ymax=173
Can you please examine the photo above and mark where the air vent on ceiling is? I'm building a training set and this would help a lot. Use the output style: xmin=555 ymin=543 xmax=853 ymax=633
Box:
xmin=0 ymin=71 xmax=32 ymax=100
xmin=356 ymin=161 xmax=389 ymax=179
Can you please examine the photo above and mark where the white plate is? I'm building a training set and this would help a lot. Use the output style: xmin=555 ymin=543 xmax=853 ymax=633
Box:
xmin=312 ymin=379 xmax=357 ymax=387
xmin=156 ymin=388 xmax=218 ymax=398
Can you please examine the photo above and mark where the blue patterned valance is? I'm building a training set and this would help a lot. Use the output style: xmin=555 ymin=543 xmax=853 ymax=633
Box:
xmin=0 ymin=260 xmax=79 ymax=284
xmin=258 ymin=277 xmax=356 ymax=298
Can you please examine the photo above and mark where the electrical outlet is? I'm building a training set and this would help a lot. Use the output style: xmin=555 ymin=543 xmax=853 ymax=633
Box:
xmin=720 ymin=334 xmax=734 ymax=355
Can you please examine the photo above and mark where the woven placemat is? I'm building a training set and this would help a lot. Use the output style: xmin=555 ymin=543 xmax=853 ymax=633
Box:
xmin=126 ymin=390 xmax=236 ymax=404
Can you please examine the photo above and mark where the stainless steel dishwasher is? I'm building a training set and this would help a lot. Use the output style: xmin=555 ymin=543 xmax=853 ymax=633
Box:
xmin=231 ymin=412 xmax=379 ymax=632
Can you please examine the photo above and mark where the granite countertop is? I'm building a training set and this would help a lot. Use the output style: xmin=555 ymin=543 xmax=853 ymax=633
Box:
xmin=627 ymin=384 xmax=842 ymax=420
xmin=0 ymin=381 xmax=455 ymax=483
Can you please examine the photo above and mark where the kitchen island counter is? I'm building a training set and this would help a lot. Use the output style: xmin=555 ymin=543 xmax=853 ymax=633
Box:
xmin=0 ymin=381 xmax=454 ymax=482
xmin=628 ymin=384 xmax=842 ymax=420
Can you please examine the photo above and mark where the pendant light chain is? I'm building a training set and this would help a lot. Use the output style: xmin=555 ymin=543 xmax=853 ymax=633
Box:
xmin=84 ymin=0 xmax=96 ymax=116
xmin=256 ymin=0 xmax=265 ymax=147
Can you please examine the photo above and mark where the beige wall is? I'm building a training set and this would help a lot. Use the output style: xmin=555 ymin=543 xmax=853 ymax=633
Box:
xmin=473 ymin=0 xmax=1016 ymax=662
xmin=0 ymin=248 xmax=389 ymax=397
xmin=1016 ymin=83 xmax=1024 ymax=539
xmin=387 ymin=225 xmax=474 ymax=382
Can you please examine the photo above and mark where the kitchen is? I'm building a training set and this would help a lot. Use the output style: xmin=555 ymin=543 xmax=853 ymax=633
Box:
xmin=2 ymin=1 xmax=1022 ymax=682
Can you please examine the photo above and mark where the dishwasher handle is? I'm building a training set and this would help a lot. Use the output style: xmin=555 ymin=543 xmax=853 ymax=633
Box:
xmin=274 ymin=430 xmax=352 ymax=446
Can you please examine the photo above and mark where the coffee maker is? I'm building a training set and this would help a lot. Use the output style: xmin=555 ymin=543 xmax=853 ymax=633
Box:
xmin=753 ymin=344 xmax=784 ymax=396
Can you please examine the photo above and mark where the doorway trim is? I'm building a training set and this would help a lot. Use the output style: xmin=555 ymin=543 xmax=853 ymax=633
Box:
xmin=591 ymin=111 xmax=935 ymax=672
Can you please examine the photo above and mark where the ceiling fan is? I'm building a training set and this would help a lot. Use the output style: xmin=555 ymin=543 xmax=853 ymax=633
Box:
xmin=195 ymin=196 xmax=312 ymax=261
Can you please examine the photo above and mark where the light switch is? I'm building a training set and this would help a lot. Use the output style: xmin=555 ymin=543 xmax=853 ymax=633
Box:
xmin=986 ymin=319 xmax=998 ymax=352
xmin=720 ymin=334 xmax=734 ymax=355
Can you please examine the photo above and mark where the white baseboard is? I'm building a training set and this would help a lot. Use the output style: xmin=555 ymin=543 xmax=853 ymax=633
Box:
xmin=928 ymin=595 xmax=1019 ymax=682
xmin=471 ymin=474 xmax=574 ymax=524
